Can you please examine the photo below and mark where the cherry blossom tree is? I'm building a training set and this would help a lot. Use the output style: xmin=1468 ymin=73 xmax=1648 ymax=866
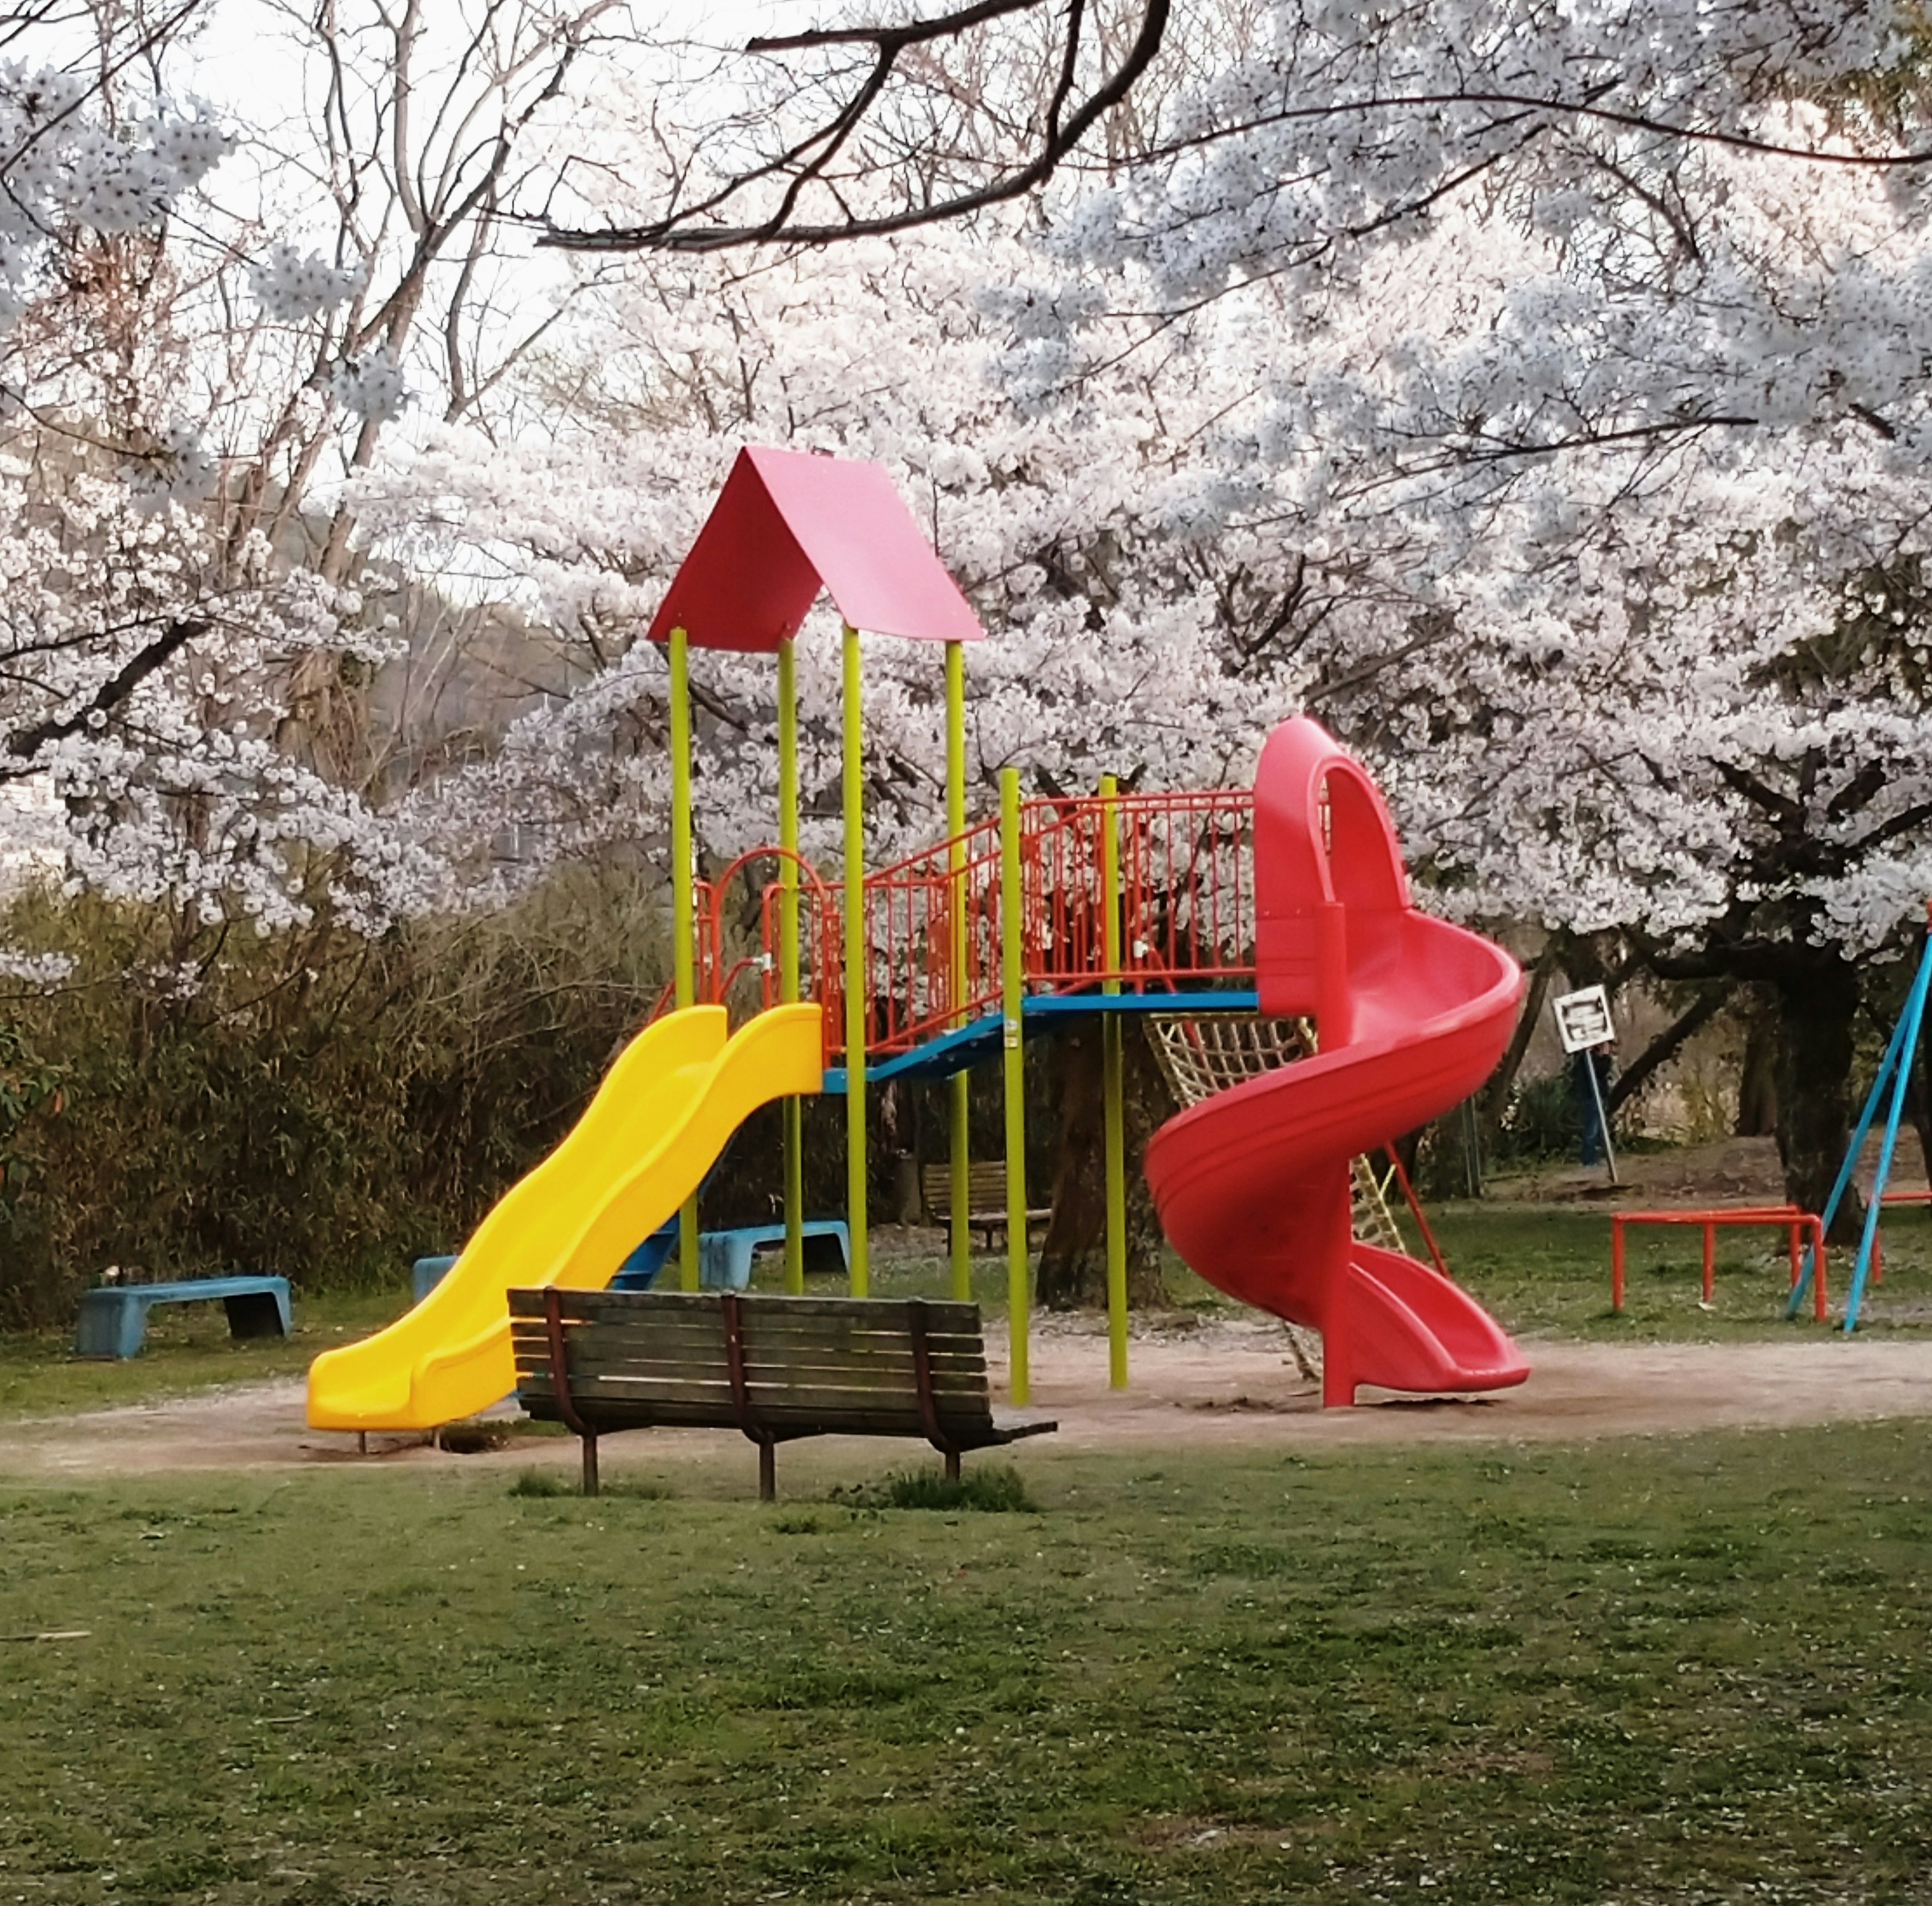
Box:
xmin=0 ymin=0 xmax=616 ymax=958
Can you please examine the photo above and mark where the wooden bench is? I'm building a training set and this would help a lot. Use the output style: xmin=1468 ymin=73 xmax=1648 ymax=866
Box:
xmin=510 ymin=1288 xmax=1055 ymax=1499
xmin=919 ymin=1161 xmax=1051 ymax=1251
xmin=73 ymin=1275 xmax=291 ymax=1360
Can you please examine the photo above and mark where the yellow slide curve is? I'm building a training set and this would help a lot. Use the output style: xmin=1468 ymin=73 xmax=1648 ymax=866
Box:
xmin=305 ymin=1003 xmax=824 ymax=1432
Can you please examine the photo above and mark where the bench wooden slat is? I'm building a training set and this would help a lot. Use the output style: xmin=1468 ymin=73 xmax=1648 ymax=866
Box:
xmin=509 ymin=1289 xmax=982 ymax=1329
xmin=511 ymin=1324 xmax=988 ymax=1369
xmin=506 ymin=1320 xmax=989 ymax=1367
xmin=518 ymin=1371 xmax=993 ymax=1413
xmin=522 ymin=1394 xmax=1014 ymax=1441
xmin=523 ymin=1390 xmax=992 ymax=1432
xmin=521 ymin=1359 xmax=989 ymax=1398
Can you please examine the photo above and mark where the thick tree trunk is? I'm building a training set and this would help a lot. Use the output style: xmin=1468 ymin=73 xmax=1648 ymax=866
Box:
xmin=1772 ymin=953 xmax=1865 ymax=1241
xmin=1036 ymin=1018 xmax=1174 ymax=1310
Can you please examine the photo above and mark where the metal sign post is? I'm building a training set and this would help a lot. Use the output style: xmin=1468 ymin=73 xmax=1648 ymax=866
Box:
xmin=1553 ymin=984 xmax=1619 ymax=1186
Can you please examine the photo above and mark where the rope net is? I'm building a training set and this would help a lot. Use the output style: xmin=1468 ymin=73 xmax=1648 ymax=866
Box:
xmin=1148 ymin=1012 xmax=1414 ymax=1381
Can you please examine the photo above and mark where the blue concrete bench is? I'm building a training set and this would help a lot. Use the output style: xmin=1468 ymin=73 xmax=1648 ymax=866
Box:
xmin=412 ymin=1222 xmax=677 ymax=1304
xmin=411 ymin=1219 xmax=849 ymax=1303
xmin=698 ymin=1221 xmax=849 ymax=1291
xmin=74 ymin=1276 xmax=292 ymax=1360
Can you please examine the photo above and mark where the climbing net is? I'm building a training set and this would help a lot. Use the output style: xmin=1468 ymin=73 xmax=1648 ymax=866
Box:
xmin=1147 ymin=1012 xmax=1412 ymax=1382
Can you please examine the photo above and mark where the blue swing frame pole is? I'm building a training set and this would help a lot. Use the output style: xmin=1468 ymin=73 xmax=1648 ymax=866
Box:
xmin=1840 ymin=930 xmax=1932 ymax=1332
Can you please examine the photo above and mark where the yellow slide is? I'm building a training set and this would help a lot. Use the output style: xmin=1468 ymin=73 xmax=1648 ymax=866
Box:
xmin=305 ymin=1003 xmax=824 ymax=1432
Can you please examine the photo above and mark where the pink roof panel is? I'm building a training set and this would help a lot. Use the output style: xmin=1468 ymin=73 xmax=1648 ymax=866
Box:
xmin=648 ymin=446 xmax=984 ymax=651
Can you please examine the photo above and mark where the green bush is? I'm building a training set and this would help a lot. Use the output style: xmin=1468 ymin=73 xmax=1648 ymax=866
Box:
xmin=0 ymin=868 xmax=674 ymax=1327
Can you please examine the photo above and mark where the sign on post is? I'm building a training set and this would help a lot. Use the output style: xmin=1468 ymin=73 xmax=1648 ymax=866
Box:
xmin=1553 ymin=984 xmax=1615 ymax=1054
xmin=1551 ymin=985 xmax=1619 ymax=1183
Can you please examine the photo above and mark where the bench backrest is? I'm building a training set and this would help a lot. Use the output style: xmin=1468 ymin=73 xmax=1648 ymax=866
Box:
xmin=919 ymin=1161 xmax=1009 ymax=1217
xmin=510 ymin=1289 xmax=994 ymax=1441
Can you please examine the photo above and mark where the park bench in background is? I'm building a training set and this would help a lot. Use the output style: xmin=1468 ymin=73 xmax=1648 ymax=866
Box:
xmin=74 ymin=1276 xmax=291 ymax=1360
xmin=919 ymin=1161 xmax=1050 ymax=1251
xmin=510 ymin=1288 xmax=1055 ymax=1498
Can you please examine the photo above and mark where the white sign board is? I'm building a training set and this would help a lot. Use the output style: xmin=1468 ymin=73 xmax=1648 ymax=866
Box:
xmin=1552 ymin=984 xmax=1616 ymax=1054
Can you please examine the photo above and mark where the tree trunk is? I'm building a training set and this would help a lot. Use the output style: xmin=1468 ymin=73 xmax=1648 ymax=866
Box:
xmin=1736 ymin=997 xmax=1778 ymax=1137
xmin=1772 ymin=953 xmax=1865 ymax=1241
xmin=1477 ymin=941 xmax=1560 ymax=1151
xmin=1036 ymin=1017 xmax=1174 ymax=1310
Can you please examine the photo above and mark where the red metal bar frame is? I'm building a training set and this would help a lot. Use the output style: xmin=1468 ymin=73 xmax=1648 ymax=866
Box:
xmin=1610 ymin=1207 xmax=1826 ymax=1320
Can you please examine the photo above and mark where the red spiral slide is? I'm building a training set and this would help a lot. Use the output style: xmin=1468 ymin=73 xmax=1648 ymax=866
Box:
xmin=1144 ymin=718 xmax=1531 ymax=1406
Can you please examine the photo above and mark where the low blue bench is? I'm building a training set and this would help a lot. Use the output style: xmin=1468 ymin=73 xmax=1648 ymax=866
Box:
xmin=411 ymin=1219 xmax=850 ymax=1302
xmin=698 ymin=1221 xmax=850 ymax=1291
xmin=74 ymin=1276 xmax=292 ymax=1360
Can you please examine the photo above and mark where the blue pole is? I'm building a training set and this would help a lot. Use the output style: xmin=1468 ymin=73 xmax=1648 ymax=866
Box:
xmin=1785 ymin=993 xmax=1915 ymax=1317
xmin=1842 ymin=939 xmax=1932 ymax=1331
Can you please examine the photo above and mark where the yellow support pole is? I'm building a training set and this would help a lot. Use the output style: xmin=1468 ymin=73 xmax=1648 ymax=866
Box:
xmin=669 ymin=625 xmax=699 ymax=1292
xmin=1100 ymin=773 xmax=1128 ymax=1389
xmin=946 ymin=640 xmax=972 ymax=1304
xmin=778 ymin=636 xmax=804 ymax=1294
xmin=842 ymin=624 xmax=869 ymax=1298
xmin=1000 ymin=766 xmax=1028 ymax=1404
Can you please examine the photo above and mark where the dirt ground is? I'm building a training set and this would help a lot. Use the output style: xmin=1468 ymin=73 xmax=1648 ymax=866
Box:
xmin=6 ymin=1315 xmax=1932 ymax=1484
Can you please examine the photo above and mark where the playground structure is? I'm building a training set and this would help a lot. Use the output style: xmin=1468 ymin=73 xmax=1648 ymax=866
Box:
xmin=307 ymin=445 xmax=1532 ymax=1431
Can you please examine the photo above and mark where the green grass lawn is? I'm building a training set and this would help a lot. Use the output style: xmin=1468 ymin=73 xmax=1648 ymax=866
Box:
xmin=8 ymin=1197 xmax=1932 ymax=1424
xmin=3 ymin=1428 xmax=1931 ymax=1903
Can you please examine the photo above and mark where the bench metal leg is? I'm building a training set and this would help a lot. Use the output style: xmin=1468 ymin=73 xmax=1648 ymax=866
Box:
xmin=223 ymin=1291 xmax=288 ymax=1340
xmin=581 ymin=1432 xmax=600 ymax=1498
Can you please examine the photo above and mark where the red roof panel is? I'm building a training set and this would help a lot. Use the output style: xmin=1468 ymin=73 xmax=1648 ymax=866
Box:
xmin=647 ymin=446 xmax=984 ymax=650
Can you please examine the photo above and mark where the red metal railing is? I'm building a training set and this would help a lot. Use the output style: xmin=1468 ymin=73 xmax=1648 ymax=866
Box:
xmin=1030 ymin=788 xmax=1256 ymax=993
xmin=746 ymin=788 xmax=1259 ymax=1064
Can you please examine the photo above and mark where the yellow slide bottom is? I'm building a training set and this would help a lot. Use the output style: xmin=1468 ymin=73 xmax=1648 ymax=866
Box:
xmin=305 ymin=1003 xmax=824 ymax=1432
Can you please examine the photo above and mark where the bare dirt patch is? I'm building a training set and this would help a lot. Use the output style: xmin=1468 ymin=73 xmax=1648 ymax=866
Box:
xmin=4 ymin=1314 xmax=1931 ymax=1483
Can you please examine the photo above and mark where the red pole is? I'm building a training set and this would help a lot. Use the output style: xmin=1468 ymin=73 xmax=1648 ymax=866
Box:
xmin=1788 ymin=1220 xmax=1801 ymax=1291
xmin=1612 ymin=1217 xmax=1625 ymax=1312
xmin=1702 ymin=1222 xmax=1715 ymax=1303
xmin=1385 ymin=1145 xmax=1450 ymax=1279
xmin=1812 ymin=1218 xmax=1827 ymax=1322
